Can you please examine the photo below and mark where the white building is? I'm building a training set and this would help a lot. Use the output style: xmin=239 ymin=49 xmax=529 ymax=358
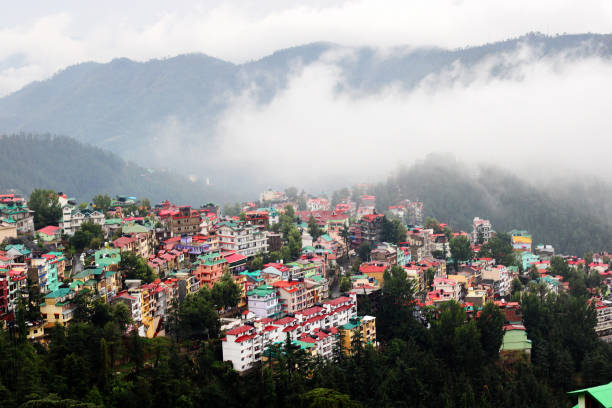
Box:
xmin=482 ymin=265 xmax=512 ymax=297
xmin=472 ymin=217 xmax=492 ymax=244
xmin=60 ymin=206 xmax=106 ymax=235
xmin=247 ymin=285 xmax=282 ymax=319
xmin=222 ymin=294 xmax=358 ymax=372
xmin=217 ymin=221 xmax=269 ymax=258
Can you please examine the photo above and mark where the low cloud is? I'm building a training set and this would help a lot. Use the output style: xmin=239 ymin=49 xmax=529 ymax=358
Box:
xmin=1 ymin=0 xmax=612 ymax=96
xmin=210 ymin=46 xmax=612 ymax=190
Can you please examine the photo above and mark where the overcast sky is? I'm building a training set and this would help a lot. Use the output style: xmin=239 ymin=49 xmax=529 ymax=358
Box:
xmin=2 ymin=0 xmax=612 ymax=97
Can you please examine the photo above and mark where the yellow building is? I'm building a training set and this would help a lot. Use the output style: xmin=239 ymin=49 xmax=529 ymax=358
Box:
xmin=339 ymin=315 xmax=377 ymax=355
xmin=40 ymin=288 xmax=75 ymax=329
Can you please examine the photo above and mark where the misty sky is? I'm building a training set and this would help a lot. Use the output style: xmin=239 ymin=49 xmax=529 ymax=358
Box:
xmin=3 ymin=1 xmax=612 ymax=190
xmin=2 ymin=1 xmax=612 ymax=96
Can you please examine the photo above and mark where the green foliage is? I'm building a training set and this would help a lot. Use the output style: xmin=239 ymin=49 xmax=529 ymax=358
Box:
xmin=449 ymin=236 xmax=473 ymax=269
xmin=69 ymin=222 xmax=104 ymax=252
xmin=339 ymin=276 xmax=352 ymax=293
xmin=380 ymin=216 xmax=406 ymax=245
xmin=211 ymin=272 xmax=241 ymax=310
xmin=479 ymin=233 xmax=515 ymax=266
xmin=29 ymin=188 xmax=62 ymax=229
xmin=357 ymin=242 xmax=370 ymax=262
xmin=308 ymin=216 xmax=323 ymax=242
xmin=299 ymin=388 xmax=361 ymax=408
xmin=119 ymin=252 xmax=156 ymax=283
xmin=91 ymin=195 xmax=111 ymax=212
xmin=170 ymin=290 xmax=220 ymax=341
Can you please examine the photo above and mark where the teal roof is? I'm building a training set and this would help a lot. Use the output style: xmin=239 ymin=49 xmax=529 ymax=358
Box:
xmin=568 ymin=382 xmax=612 ymax=407
xmin=320 ymin=234 xmax=332 ymax=242
xmin=247 ymin=285 xmax=277 ymax=297
xmin=5 ymin=244 xmax=30 ymax=255
xmin=500 ymin=329 xmax=532 ymax=352
xmin=105 ymin=218 xmax=122 ymax=225
xmin=45 ymin=288 xmax=71 ymax=299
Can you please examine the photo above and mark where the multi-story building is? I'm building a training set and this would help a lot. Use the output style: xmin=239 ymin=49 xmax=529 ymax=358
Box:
xmin=431 ymin=277 xmax=462 ymax=302
xmin=0 ymin=268 xmax=28 ymax=319
xmin=273 ymin=280 xmax=308 ymax=314
xmin=247 ymin=285 xmax=282 ymax=319
xmin=192 ymin=252 xmax=227 ymax=288
xmin=339 ymin=315 xmax=377 ymax=355
xmin=217 ymin=221 xmax=268 ymax=258
xmin=222 ymin=294 xmax=359 ymax=372
xmin=472 ymin=217 xmax=492 ymax=245
xmin=60 ymin=206 xmax=105 ymax=235
xmin=509 ymin=230 xmax=532 ymax=252
xmin=593 ymin=299 xmax=612 ymax=343
xmin=482 ymin=265 xmax=512 ymax=298
xmin=167 ymin=206 xmax=201 ymax=237
xmin=112 ymin=290 xmax=143 ymax=323
xmin=40 ymin=288 xmax=76 ymax=328
xmin=0 ymin=196 xmax=34 ymax=235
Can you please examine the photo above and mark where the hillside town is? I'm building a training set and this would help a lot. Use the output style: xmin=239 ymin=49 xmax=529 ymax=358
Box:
xmin=1 ymin=188 xmax=611 ymax=377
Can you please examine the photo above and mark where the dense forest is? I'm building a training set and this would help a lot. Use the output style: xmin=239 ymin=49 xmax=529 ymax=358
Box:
xmin=0 ymin=134 xmax=235 ymax=205
xmin=1 ymin=266 xmax=610 ymax=408
xmin=369 ymin=156 xmax=612 ymax=255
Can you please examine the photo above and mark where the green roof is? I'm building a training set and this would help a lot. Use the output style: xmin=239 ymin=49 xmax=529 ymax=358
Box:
xmin=500 ymin=329 xmax=532 ymax=352
xmin=122 ymin=224 xmax=149 ymax=234
xmin=568 ymin=382 xmax=612 ymax=407
xmin=247 ymin=285 xmax=277 ymax=297
xmin=105 ymin=218 xmax=122 ymax=225
xmin=320 ymin=234 xmax=332 ymax=242
xmin=69 ymin=280 xmax=84 ymax=289
xmin=45 ymin=288 xmax=71 ymax=299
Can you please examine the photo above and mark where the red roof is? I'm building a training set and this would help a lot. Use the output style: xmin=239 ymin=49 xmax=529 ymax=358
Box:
xmin=325 ymin=296 xmax=351 ymax=306
xmin=225 ymin=325 xmax=253 ymax=336
xmin=37 ymin=225 xmax=60 ymax=236
xmin=225 ymin=253 xmax=247 ymax=264
xmin=296 ymin=306 xmax=324 ymax=316
xmin=235 ymin=334 xmax=256 ymax=343
xmin=274 ymin=316 xmax=296 ymax=325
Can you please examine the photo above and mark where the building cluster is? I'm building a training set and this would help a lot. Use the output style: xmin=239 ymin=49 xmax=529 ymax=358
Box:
xmin=3 ymin=185 xmax=612 ymax=375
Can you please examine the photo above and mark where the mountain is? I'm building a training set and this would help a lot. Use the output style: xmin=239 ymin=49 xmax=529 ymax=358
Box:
xmin=0 ymin=134 xmax=235 ymax=205
xmin=371 ymin=156 xmax=612 ymax=255
xmin=0 ymin=33 xmax=611 ymax=184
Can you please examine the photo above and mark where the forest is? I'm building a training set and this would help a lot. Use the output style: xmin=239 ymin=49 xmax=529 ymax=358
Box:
xmin=367 ymin=155 xmax=612 ymax=255
xmin=1 ymin=265 xmax=610 ymax=408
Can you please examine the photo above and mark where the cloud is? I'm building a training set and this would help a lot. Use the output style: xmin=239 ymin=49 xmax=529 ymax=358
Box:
xmin=1 ymin=0 xmax=612 ymax=96
xmin=209 ymin=45 xmax=612 ymax=191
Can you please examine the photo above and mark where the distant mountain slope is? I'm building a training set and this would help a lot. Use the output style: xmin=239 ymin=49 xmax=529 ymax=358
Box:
xmin=372 ymin=156 xmax=612 ymax=255
xmin=0 ymin=33 xmax=610 ymax=174
xmin=0 ymin=134 xmax=234 ymax=205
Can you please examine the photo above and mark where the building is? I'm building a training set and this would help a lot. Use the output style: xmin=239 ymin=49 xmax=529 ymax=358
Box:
xmin=260 ymin=190 xmax=287 ymax=203
xmin=339 ymin=315 xmax=377 ymax=355
xmin=192 ymin=252 xmax=228 ymax=288
xmin=36 ymin=225 xmax=61 ymax=243
xmin=112 ymin=290 xmax=143 ymax=323
xmin=593 ymin=299 xmax=612 ymax=342
xmin=167 ymin=206 xmax=201 ymax=236
xmin=40 ymin=288 xmax=76 ymax=328
xmin=509 ymin=230 xmax=532 ymax=252
xmin=60 ymin=207 xmax=105 ymax=235
xmin=247 ymin=285 xmax=282 ymax=319
xmin=221 ymin=294 xmax=358 ymax=372
xmin=568 ymin=381 xmax=612 ymax=408
xmin=0 ymin=196 xmax=34 ymax=235
xmin=0 ymin=220 xmax=17 ymax=242
xmin=499 ymin=324 xmax=532 ymax=361
xmin=472 ymin=217 xmax=492 ymax=244
xmin=217 ymin=221 xmax=269 ymax=258
xmin=482 ymin=266 xmax=512 ymax=298
xmin=534 ymin=244 xmax=555 ymax=260
xmin=430 ymin=277 xmax=462 ymax=303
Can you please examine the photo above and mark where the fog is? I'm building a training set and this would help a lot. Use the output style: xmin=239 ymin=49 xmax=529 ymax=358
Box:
xmin=2 ymin=0 xmax=612 ymax=96
xmin=205 ymin=45 xmax=612 ymax=192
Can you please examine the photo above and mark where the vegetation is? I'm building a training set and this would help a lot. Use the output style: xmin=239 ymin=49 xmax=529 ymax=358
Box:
xmin=29 ymin=188 xmax=62 ymax=229
xmin=371 ymin=156 xmax=612 ymax=255
xmin=119 ymin=253 xmax=156 ymax=283
xmin=69 ymin=222 xmax=104 ymax=252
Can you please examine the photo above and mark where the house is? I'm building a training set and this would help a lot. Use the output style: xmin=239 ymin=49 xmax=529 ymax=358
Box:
xmin=40 ymin=288 xmax=76 ymax=328
xmin=568 ymin=381 xmax=612 ymax=408
xmin=509 ymin=230 xmax=532 ymax=252
xmin=0 ymin=268 xmax=28 ymax=319
xmin=192 ymin=252 xmax=227 ymax=288
xmin=247 ymin=285 xmax=282 ymax=319
xmin=499 ymin=324 xmax=532 ymax=361
xmin=482 ymin=266 xmax=512 ymax=298
xmin=217 ymin=221 xmax=269 ymax=258
xmin=339 ymin=315 xmax=377 ymax=355
xmin=36 ymin=225 xmax=61 ymax=243
xmin=166 ymin=206 xmax=201 ymax=237
xmin=359 ymin=262 xmax=387 ymax=285
xmin=431 ymin=277 xmax=461 ymax=302
xmin=592 ymin=299 xmax=612 ymax=342
xmin=112 ymin=290 xmax=143 ymax=323
xmin=94 ymin=248 xmax=121 ymax=269
xmin=370 ymin=243 xmax=398 ymax=265
xmin=60 ymin=206 xmax=105 ymax=235
xmin=273 ymin=280 xmax=308 ymax=313
xmin=221 ymin=294 xmax=360 ymax=372
xmin=472 ymin=217 xmax=492 ymax=244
